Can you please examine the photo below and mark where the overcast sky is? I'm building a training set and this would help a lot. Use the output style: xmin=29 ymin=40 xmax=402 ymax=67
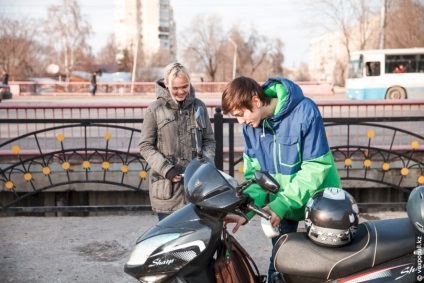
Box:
xmin=1 ymin=0 xmax=321 ymax=67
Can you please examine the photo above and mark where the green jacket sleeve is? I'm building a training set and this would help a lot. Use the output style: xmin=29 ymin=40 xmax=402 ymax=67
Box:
xmin=267 ymin=151 xmax=340 ymax=219
xmin=242 ymin=153 xmax=268 ymax=219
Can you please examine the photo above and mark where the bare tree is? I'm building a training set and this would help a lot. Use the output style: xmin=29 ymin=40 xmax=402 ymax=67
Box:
xmin=44 ymin=0 xmax=92 ymax=81
xmin=116 ymin=48 xmax=134 ymax=72
xmin=0 ymin=14 xmax=47 ymax=80
xmin=135 ymin=48 xmax=175 ymax=82
xmin=306 ymin=0 xmax=423 ymax=51
xmin=379 ymin=0 xmax=387 ymax=48
xmin=286 ymin=62 xmax=310 ymax=81
xmin=95 ymin=35 xmax=119 ymax=68
xmin=180 ymin=16 xmax=285 ymax=82
xmin=180 ymin=15 xmax=227 ymax=81
xmin=269 ymin=38 xmax=285 ymax=76
xmin=232 ymin=28 xmax=284 ymax=80
xmin=303 ymin=0 xmax=423 ymax=86
xmin=307 ymin=0 xmax=376 ymax=61
xmin=303 ymin=0 xmax=379 ymax=85
xmin=385 ymin=0 xmax=424 ymax=48
xmin=352 ymin=0 xmax=376 ymax=50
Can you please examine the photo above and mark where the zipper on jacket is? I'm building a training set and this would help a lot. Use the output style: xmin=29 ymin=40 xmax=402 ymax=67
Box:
xmin=263 ymin=119 xmax=278 ymax=174
xmin=178 ymin=100 xmax=185 ymax=115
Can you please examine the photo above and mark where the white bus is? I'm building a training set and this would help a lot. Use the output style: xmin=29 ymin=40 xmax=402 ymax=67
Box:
xmin=346 ymin=48 xmax=424 ymax=100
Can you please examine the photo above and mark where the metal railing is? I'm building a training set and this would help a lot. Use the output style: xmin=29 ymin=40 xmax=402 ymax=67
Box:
xmin=10 ymin=81 xmax=335 ymax=96
xmin=1 ymin=100 xmax=424 ymax=214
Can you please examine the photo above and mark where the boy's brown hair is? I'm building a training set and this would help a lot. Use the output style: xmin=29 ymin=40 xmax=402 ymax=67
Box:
xmin=221 ymin=76 xmax=271 ymax=115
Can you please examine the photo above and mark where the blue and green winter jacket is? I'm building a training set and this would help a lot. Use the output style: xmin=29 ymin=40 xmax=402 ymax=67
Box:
xmin=243 ymin=77 xmax=341 ymax=221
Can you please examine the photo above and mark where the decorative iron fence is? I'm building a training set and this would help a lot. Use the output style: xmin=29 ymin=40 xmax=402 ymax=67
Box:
xmin=11 ymin=81 xmax=334 ymax=96
xmin=1 ymin=103 xmax=424 ymax=215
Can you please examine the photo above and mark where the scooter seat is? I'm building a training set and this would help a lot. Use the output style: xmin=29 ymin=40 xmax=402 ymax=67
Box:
xmin=273 ymin=217 xmax=417 ymax=280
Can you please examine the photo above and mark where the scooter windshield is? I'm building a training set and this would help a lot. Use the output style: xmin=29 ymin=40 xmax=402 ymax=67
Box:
xmin=184 ymin=160 xmax=240 ymax=211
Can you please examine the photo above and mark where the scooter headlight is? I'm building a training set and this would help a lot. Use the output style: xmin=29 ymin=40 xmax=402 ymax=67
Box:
xmin=126 ymin=233 xmax=180 ymax=266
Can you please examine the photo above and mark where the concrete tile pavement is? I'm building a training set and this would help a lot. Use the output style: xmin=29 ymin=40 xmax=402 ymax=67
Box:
xmin=0 ymin=211 xmax=407 ymax=283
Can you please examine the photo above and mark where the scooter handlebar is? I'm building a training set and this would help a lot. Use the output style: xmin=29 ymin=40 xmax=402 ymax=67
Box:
xmin=246 ymin=203 xmax=271 ymax=220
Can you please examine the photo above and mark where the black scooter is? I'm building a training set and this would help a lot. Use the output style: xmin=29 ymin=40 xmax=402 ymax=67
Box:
xmin=273 ymin=215 xmax=421 ymax=283
xmin=124 ymin=107 xmax=277 ymax=282
xmin=124 ymin=107 xmax=422 ymax=283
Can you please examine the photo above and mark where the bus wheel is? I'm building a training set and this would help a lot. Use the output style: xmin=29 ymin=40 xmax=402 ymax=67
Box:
xmin=386 ymin=87 xmax=406 ymax=100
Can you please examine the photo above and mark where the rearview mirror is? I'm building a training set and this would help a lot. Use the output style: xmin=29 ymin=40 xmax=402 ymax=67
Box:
xmin=254 ymin=171 xmax=280 ymax=194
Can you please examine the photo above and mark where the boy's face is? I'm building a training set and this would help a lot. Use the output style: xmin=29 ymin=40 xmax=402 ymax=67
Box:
xmin=231 ymin=107 xmax=262 ymax=128
xmin=230 ymin=95 xmax=263 ymax=128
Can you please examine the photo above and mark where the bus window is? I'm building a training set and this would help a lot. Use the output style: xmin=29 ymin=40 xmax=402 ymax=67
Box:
xmin=365 ymin=62 xmax=380 ymax=76
xmin=386 ymin=54 xmax=420 ymax=73
xmin=402 ymin=55 xmax=416 ymax=72
xmin=418 ymin=54 xmax=424 ymax=72
xmin=386 ymin=55 xmax=402 ymax=73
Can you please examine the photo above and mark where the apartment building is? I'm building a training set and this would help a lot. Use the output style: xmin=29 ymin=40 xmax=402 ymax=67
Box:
xmin=114 ymin=0 xmax=176 ymax=61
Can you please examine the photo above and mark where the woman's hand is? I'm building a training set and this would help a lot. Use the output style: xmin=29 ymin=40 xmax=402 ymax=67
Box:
xmin=172 ymin=174 xmax=182 ymax=183
xmin=224 ymin=215 xmax=247 ymax=233
xmin=165 ymin=167 xmax=183 ymax=183
xmin=263 ymin=206 xmax=281 ymax=227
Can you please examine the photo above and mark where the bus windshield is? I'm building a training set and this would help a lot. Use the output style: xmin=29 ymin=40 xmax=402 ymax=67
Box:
xmin=348 ymin=54 xmax=363 ymax=79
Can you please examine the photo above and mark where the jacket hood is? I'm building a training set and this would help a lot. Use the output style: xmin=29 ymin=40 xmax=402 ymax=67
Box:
xmin=155 ymin=78 xmax=196 ymax=109
xmin=261 ymin=77 xmax=305 ymax=120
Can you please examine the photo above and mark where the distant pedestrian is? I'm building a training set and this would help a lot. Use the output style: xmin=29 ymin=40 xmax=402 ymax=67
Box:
xmin=394 ymin=64 xmax=405 ymax=73
xmin=89 ymin=71 xmax=97 ymax=96
xmin=2 ymin=68 xmax=9 ymax=85
xmin=404 ymin=60 xmax=413 ymax=72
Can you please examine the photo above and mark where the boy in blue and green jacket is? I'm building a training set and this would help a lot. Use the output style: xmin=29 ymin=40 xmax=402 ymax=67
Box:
xmin=221 ymin=76 xmax=341 ymax=282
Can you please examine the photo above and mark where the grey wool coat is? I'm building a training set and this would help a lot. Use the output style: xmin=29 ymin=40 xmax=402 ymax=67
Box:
xmin=139 ymin=79 xmax=216 ymax=214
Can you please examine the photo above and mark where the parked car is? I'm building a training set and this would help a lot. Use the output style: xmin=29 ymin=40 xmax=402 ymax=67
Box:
xmin=0 ymin=84 xmax=13 ymax=102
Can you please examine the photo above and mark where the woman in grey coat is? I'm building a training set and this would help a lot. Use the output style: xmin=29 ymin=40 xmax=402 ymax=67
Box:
xmin=139 ymin=63 xmax=216 ymax=220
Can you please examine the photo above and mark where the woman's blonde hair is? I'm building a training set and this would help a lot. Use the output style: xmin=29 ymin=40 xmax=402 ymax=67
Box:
xmin=164 ymin=62 xmax=191 ymax=93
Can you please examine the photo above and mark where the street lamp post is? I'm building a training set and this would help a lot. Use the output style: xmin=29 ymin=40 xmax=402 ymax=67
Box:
xmin=228 ymin=38 xmax=237 ymax=79
xmin=131 ymin=19 xmax=142 ymax=95
xmin=131 ymin=34 xmax=140 ymax=95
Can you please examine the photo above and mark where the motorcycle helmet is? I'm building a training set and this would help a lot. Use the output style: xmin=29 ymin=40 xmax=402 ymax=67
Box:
xmin=406 ymin=186 xmax=424 ymax=234
xmin=304 ymin=188 xmax=359 ymax=247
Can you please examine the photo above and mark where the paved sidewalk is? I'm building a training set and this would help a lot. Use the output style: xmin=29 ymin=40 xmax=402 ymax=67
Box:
xmin=0 ymin=211 xmax=407 ymax=283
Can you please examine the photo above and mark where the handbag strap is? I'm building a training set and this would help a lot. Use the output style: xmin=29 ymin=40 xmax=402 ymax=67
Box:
xmin=222 ymin=227 xmax=261 ymax=278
